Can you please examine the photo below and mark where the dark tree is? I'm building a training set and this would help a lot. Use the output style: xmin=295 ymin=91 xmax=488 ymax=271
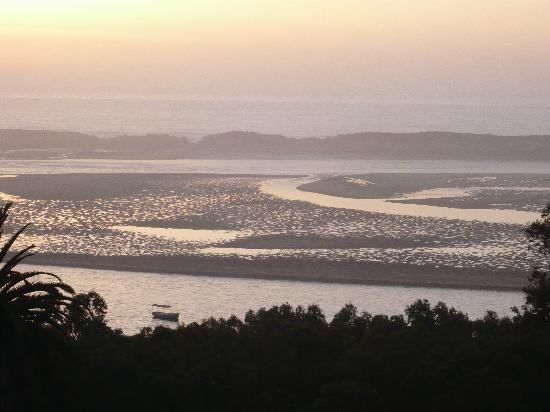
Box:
xmin=519 ymin=269 xmax=550 ymax=321
xmin=524 ymin=203 xmax=550 ymax=256
xmin=62 ymin=290 xmax=111 ymax=339
xmin=0 ymin=202 xmax=74 ymax=330
xmin=514 ymin=205 xmax=550 ymax=322
xmin=0 ymin=202 xmax=74 ymax=411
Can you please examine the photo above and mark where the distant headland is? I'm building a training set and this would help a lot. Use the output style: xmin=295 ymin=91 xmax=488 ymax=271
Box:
xmin=1 ymin=129 xmax=550 ymax=161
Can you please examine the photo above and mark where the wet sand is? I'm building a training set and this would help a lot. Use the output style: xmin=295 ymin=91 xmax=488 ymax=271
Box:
xmin=263 ymin=177 xmax=541 ymax=225
xmin=1 ymin=172 xmax=546 ymax=291
xmin=0 ymin=173 xmax=278 ymax=201
xmin=27 ymin=253 xmax=527 ymax=291
xmin=299 ymin=173 xmax=550 ymax=212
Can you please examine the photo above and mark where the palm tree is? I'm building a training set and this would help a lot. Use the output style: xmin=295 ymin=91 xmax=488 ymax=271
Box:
xmin=0 ymin=201 xmax=75 ymax=411
xmin=0 ymin=201 xmax=74 ymax=331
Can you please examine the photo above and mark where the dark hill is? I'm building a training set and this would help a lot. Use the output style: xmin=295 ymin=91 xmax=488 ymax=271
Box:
xmin=104 ymin=134 xmax=190 ymax=152
xmin=197 ymin=131 xmax=299 ymax=156
xmin=0 ymin=129 xmax=100 ymax=150
xmin=1 ymin=129 xmax=549 ymax=160
xmin=318 ymin=132 xmax=550 ymax=160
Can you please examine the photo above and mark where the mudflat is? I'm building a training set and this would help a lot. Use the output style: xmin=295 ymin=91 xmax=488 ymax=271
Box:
xmin=1 ymin=172 xmax=548 ymax=290
xmin=299 ymin=173 xmax=550 ymax=212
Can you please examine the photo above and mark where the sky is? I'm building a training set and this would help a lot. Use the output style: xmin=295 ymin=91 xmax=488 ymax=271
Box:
xmin=1 ymin=0 xmax=549 ymax=102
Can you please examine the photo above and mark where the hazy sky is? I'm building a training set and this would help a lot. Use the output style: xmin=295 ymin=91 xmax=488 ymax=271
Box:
xmin=1 ymin=0 xmax=549 ymax=102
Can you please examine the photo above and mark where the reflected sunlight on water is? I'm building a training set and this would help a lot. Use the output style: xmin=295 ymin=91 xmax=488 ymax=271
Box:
xmin=112 ymin=226 xmax=246 ymax=244
xmin=261 ymin=178 xmax=540 ymax=225
xmin=21 ymin=264 xmax=523 ymax=335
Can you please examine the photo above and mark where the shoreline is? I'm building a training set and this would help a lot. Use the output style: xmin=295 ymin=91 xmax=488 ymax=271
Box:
xmin=262 ymin=177 xmax=538 ymax=225
xmin=3 ymin=172 xmax=542 ymax=293
xmin=27 ymin=253 xmax=527 ymax=292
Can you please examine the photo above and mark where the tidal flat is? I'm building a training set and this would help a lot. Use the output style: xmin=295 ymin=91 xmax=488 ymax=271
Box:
xmin=1 ymin=172 xmax=549 ymax=290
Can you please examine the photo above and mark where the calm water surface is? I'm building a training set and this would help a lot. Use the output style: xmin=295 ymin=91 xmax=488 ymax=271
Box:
xmin=22 ymin=264 xmax=523 ymax=335
xmin=261 ymin=177 xmax=541 ymax=224
xmin=2 ymin=98 xmax=550 ymax=139
xmin=2 ymin=158 xmax=550 ymax=175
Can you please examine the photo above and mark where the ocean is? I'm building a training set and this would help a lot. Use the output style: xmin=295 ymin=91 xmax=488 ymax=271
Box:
xmin=1 ymin=97 xmax=549 ymax=139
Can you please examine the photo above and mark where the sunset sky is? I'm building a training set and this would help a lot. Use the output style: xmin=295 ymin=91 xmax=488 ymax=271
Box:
xmin=1 ymin=0 xmax=549 ymax=102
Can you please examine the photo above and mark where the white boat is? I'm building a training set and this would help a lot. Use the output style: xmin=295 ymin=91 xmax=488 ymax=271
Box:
xmin=151 ymin=304 xmax=179 ymax=322
xmin=152 ymin=311 xmax=180 ymax=322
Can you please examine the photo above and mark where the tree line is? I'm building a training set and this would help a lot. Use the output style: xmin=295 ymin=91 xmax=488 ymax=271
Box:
xmin=1 ymin=201 xmax=550 ymax=411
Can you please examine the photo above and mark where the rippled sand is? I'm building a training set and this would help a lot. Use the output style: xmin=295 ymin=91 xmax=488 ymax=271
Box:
xmin=1 ymin=172 xmax=548 ymax=289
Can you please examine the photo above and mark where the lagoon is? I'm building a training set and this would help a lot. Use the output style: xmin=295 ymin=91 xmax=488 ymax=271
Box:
xmin=22 ymin=264 xmax=523 ymax=334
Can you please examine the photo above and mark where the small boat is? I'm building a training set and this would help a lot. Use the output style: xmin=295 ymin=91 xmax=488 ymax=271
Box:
xmin=152 ymin=311 xmax=179 ymax=322
xmin=152 ymin=304 xmax=172 ymax=309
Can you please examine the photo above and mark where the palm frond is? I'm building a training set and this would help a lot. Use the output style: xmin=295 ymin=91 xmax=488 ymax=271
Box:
xmin=5 ymin=282 xmax=74 ymax=303
xmin=0 ymin=245 xmax=36 ymax=278
xmin=0 ymin=271 xmax=68 ymax=294
xmin=0 ymin=223 xmax=32 ymax=264
xmin=0 ymin=201 xmax=75 ymax=329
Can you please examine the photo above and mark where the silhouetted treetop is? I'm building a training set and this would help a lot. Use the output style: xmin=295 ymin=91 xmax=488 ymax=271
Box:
xmin=524 ymin=204 xmax=550 ymax=256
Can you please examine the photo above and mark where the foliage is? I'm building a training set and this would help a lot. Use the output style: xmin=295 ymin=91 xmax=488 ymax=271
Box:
xmin=0 ymin=202 xmax=75 ymax=411
xmin=49 ymin=301 xmax=550 ymax=412
xmin=0 ymin=202 xmax=74 ymax=331
xmin=524 ymin=203 xmax=550 ymax=256
xmin=62 ymin=290 xmax=111 ymax=339
xmin=5 ymin=203 xmax=550 ymax=411
xmin=515 ymin=204 xmax=550 ymax=321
